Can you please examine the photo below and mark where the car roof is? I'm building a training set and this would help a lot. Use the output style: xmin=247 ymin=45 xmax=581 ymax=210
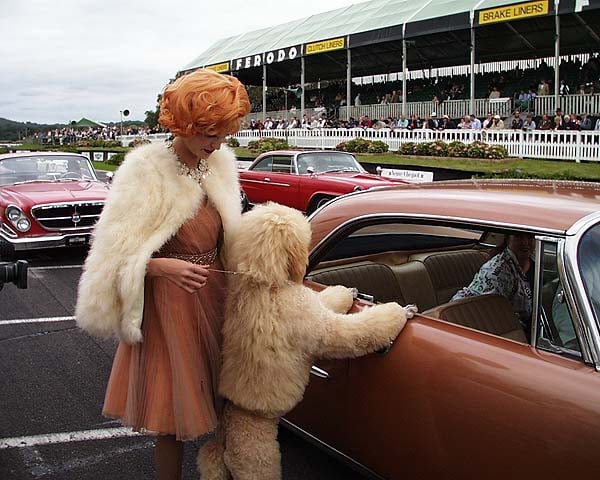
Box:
xmin=256 ymin=150 xmax=353 ymax=156
xmin=0 ymin=151 xmax=87 ymax=160
xmin=309 ymin=179 xmax=600 ymax=249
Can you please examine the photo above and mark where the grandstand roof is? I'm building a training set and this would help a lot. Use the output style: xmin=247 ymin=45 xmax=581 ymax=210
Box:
xmin=181 ymin=0 xmax=600 ymax=85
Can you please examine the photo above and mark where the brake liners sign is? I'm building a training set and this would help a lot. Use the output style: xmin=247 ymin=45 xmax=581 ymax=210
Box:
xmin=205 ymin=62 xmax=230 ymax=73
xmin=305 ymin=37 xmax=345 ymax=55
xmin=479 ymin=0 xmax=549 ymax=25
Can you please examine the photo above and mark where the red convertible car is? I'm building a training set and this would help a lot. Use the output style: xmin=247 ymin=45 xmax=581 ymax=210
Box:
xmin=239 ymin=150 xmax=405 ymax=214
xmin=285 ymin=179 xmax=600 ymax=479
xmin=0 ymin=152 xmax=109 ymax=258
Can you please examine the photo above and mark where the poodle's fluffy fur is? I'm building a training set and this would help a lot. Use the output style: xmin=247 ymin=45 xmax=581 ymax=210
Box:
xmin=198 ymin=202 xmax=414 ymax=479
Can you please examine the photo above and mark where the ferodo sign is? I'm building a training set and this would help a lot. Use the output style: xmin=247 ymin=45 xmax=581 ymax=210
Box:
xmin=478 ymin=0 xmax=549 ymax=25
xmin=231 ymin=45 xmax=302 ymax=71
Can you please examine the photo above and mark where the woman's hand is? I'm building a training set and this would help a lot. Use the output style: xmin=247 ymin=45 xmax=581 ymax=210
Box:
xmin=147 ymin=258 xmax=210 ymax=293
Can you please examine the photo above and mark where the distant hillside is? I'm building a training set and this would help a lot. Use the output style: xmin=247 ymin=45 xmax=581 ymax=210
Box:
xmin=0 ymin=117 xmax=147 ymax=142
xmin=0 ymin=118 xmax=65 ymax=142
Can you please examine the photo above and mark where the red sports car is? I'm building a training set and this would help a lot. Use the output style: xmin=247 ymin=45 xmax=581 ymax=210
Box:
xmin=239 ymin=150 xmax=406 ymax=214
xmin=0 ymin=152 xmax=109 ymax=259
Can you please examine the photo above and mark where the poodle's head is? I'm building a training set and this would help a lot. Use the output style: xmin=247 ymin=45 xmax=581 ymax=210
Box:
xmin=231 ymin=202 xmax=311 ymax=286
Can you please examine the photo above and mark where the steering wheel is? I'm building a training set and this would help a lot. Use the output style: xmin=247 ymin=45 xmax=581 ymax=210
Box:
xmin=59 ymin=172 xmax=81 ymax=180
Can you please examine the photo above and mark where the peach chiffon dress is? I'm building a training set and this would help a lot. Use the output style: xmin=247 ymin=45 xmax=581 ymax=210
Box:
xmin=103 ymin=200 xmax=227 ymax=441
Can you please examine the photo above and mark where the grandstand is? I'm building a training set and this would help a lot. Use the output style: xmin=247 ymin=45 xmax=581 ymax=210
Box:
xmin=180 ymin=0 xmax=600 ymax=122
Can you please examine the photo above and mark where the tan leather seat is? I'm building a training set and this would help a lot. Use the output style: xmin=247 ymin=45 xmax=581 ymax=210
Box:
xmin=391 ymin=262 xmax=437 ymax=311
xmin=424 ymin=294 xmax=527 ymax=342
xmin=307 ymin=262 xmax=405 ymax=304
xmin=409 ymin=250 xmax=488 ymax=305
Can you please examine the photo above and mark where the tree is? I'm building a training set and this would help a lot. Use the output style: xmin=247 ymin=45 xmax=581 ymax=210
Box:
xmin=144 ymin=94 xmax=162 ymax=129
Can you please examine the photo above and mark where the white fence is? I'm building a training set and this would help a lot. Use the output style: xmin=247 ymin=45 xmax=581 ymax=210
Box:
xmin=118 ymin=128 xmax=599 ymax=162
xmin=235 ymin=129 xmax=599 ymax=162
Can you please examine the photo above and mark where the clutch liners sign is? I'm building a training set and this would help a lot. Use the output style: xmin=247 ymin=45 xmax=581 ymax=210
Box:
xmin=479 ymin=0 xmax=549 ymax=24
xmin=306 ymin=37 xmax=345 ymax=55
xmin=205 ymin=62 xmax=230 ymax=73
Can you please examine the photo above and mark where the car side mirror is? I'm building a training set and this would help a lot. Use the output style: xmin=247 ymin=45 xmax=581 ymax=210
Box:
xmin=376 ymin=166 xmax=383 ymax=176
xmin=104 ymin=171 xmax=114 ymax=183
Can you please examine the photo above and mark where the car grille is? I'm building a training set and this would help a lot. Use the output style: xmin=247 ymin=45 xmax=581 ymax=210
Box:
xmin=31 ymin=202 xmax=104 ymax=231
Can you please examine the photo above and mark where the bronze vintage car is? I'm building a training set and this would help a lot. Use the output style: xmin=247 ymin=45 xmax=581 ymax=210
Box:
xmin=285 ymin=179 xmax=600 ymax=479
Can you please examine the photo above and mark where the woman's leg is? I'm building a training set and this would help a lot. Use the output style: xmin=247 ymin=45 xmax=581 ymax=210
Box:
xmin=155 ymin=435 xmax=184 ymax=480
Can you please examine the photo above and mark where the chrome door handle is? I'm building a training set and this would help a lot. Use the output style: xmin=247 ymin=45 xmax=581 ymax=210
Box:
xmin=264 ymin=177 xmax=271 ymax=182
xmin=310 ymin=365 xmax=329 ymax=379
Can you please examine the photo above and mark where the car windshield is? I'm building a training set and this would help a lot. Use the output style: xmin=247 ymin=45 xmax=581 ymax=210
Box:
xmin=0 ymin=155 xmax=96 ymax=186
xmin=578 ymin=222 xmax=600 ymax=323
xmin=297 ymin=153 xmax=365 ymax=174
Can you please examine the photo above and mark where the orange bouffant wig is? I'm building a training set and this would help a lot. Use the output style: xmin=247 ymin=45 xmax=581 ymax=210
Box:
xmin=159 ymin=69 xmax=251 ymax=138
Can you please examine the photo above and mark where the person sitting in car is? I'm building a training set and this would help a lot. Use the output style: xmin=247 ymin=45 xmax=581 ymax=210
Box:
xmin=451 ymin=233 xmax=535 ymax=334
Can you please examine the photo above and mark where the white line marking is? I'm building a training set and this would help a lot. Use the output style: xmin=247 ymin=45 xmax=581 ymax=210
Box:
xmin=0 ymin=427 xmax=141 ymax=449
xmin=29 ymin=265 xmax=83 ymax=271
xmin=0 ymin=316 xmax=75 ymax=326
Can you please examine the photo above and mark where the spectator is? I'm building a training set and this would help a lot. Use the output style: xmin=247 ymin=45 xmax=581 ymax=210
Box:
xmin=489 ymin=114 xmax=505 ymax=129
xmin=451 ymin=233 xmax=535 ymax=333
xmin=595 ymin=117 xmax=600 ymax=131
xmin=489 ymin=87 xmax=501 ymax=99
xmin=482 ymin=113 xmax=494 ymax=129
xmin=511 ymin=111 xmax=524 ymax=129
xmin=396 ymin=115 xmax=409 ymax=129
xmin=354 ymin=93 xmax=361 ymax=106
xmin=522 ymin=114 xmax=536 ymax=131
xmin=580 ymin=114 xmax=592 ymax=130
xmin=438 ymin=114 xmax=456 ymax=130
xmin=559 ymin=80 xmax=570 ymax=95
xmin=554 ymin=109 xmax=565 ymax=130
xmin=565 ymin=115 xmax=580 ymax=130
xmin=458 ymin=115 xmax=471 ymax=129
xmin=470 ymin=114 xmax=482 ymax=130
xmin=539 ymin=114 xmax=554 ymax=130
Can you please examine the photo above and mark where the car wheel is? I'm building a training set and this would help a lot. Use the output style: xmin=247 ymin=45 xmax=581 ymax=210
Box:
xmin=308 ymin=195 xmax=335 ymax=215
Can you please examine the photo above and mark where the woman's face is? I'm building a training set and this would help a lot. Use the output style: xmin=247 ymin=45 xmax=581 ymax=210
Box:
xmin=508 ymin=234 xmax=535 ymax=262
xmin=181 ymin=132 xmax=227 ymax=160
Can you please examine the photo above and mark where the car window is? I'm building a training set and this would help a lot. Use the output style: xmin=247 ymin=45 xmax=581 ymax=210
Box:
xmin=298 ymin=152 xmax=363 ymax=174
xmin=578 ymin=223 xmax=600 ymax=323
xmin=251 ymin=156 xmax=273 ymax=172
xmin=0 ymin=155 xmax=94 ymax=185
xmin=536 ymin=241 xmax=580 ymax=353
xmin=271 ymin=156 xmax=293 ymax=174
xmin=307 ymin=221 xmax=554 ymax=344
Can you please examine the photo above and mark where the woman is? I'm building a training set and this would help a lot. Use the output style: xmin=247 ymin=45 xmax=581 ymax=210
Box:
xmin=76 ymin=69 xmax=250 ymax=479
xmin=451 ymin=233 xmax=535 ymax=332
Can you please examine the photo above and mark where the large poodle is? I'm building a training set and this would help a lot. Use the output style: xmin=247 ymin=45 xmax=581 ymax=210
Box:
xmin=198 ymin=202 xmax=416 ymax=480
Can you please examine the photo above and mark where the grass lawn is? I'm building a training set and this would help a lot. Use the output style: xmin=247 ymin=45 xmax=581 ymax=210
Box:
xmin=234 ymin=147 xmax=600 ymax=182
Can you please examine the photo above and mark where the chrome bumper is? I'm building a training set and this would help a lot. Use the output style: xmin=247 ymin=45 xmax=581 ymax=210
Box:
xmin=0 ymin=230 xmax=91 ymax=251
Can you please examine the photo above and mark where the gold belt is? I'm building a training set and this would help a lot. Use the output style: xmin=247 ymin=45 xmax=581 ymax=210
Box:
xmin=155 ymin=247 xmax=218 ymax=265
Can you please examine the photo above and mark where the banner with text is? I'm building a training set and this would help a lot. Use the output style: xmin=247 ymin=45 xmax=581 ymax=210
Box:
xmin=477 ymin=0 xmax=550 ymax=25
xmin=305 ymin=37 xmax=346 ymax=55
xmin=231 ymin=45 xmax=302 ymax=71
xmin=205 ymin=62 xmax=230 ymax=73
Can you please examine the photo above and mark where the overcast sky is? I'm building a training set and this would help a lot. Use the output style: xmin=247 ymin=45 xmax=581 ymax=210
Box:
xmin=1 ymin=0 xmax=364 ymax=125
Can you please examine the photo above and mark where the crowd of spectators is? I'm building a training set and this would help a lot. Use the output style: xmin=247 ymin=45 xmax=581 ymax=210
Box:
xmin=37 ymin=125 xmax=165 ymax=145
xmin=251 ymin=55 xmax=600 ymax=118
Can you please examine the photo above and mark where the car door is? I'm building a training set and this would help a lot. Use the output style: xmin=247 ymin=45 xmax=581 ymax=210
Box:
xmin=240 ymin=155 xmax=301 ymax=208
xmin=288 ymin=223 xmax=600 ymax=479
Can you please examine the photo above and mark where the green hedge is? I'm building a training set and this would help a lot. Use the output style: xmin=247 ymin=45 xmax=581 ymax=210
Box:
xmin=336 ymin=138 xmax=389 ymax=153
xmin=247 ymin=137 xmax=290 ymax=153
xmin=397 ymin=140 xmax=507 ymax=159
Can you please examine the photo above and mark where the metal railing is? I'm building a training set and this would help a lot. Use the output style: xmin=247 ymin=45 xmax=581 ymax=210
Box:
xmin=240 ymin=94 xmax=600 ymax=124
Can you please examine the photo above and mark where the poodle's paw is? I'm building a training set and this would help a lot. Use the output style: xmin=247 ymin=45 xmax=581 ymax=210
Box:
xmin=319 ymin=285 xmax=355 ymax=313
xmin=373 ymin=302 xmax=409 ymax=334
xmin=197 ymin=438 xmax=228 ymax=480
xmin=404 ymin=304 xmax=418 ymax=319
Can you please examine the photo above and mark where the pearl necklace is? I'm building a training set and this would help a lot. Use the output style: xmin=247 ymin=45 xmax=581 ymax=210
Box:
xmin=167 ymin=141 xmax=212 ymax=185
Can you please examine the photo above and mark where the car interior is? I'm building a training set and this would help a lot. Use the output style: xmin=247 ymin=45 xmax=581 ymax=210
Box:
xmin=306 ymin=221 xmax=580 ymax=352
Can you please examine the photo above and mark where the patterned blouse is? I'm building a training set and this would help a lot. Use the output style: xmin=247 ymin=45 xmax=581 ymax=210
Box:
xmin=451 ymin=248 xmax=533 ymax=321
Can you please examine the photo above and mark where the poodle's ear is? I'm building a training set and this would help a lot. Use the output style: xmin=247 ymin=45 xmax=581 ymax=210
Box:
xmin=233 ymin=202 xmax=311 ymax=286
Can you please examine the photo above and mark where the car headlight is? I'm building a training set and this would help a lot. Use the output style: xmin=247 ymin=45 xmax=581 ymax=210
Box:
xmin=5 ymin=206 xmax=31 ymax=232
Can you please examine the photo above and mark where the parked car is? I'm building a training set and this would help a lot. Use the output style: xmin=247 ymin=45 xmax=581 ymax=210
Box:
xmin=285 ymin=179 xmax=600 ymax=479
xmin=239 ymin=150 xmax=406 ymax=214
xmin=0 ymin=152 xmax=109 ymax=258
